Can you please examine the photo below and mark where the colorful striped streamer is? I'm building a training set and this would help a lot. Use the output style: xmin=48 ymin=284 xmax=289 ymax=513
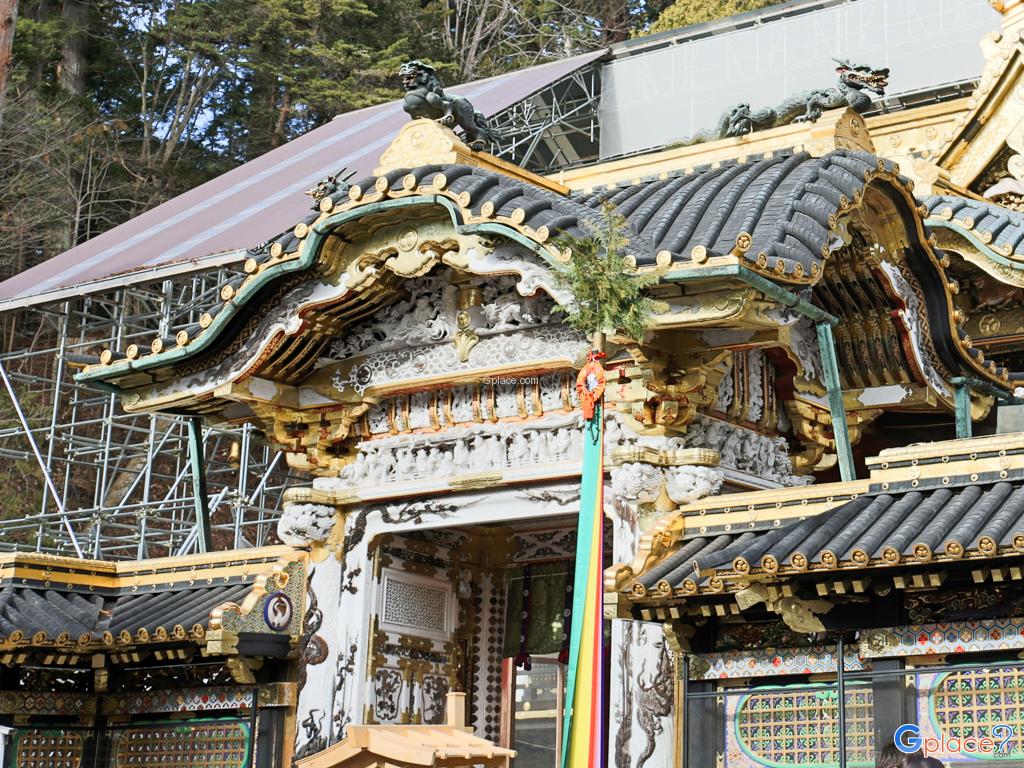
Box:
xmin=559 ymin=401 xmax=605 ymax=768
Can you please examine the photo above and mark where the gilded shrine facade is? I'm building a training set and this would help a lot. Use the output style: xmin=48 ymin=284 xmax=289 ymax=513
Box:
xmin=14 ymin=3 xmax=1024 ymax=766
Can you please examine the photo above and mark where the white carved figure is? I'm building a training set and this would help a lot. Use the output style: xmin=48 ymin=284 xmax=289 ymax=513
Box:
xmin=277 ymin=503 xmax=335 ymax=546
xmin=495 ymin=383 xmax=519 ymax=418
xmin=540 ymin=373 xmax=563 ymax=412
xmin=610 ymin=463 xmax=663 ymax=503
xmin=409 ymin=393 xmax=432 ymax=429
xmin=314 ymin=409 xmax=592 ymax=493
xmin=452 ymin=388 xmax=474 ymax=422
xmin=491 ymin=435 xmax=508 ymax=466
xmin=415 ymin=448 xmax=430 ymax=476
xmin=543 ymin=430 xmax=557 ymax=459
xmin=328 ymin=274 xmax=452 ymax=359
xmin=470 ymin=436 xmax=487 ymax=471
xmin=425 ymin=312 xmax=449 ymax=342
xmin=665 ymin=466 xmax=724 ymax=505
xmin=341 ymin=451 xmax=365 ymax=483
xmin=481 ymin=298 xmax=527 ymax=331
xmin=665 ymin=415 xmax=810 ymax=486
xmin=604 ymin=415 xmax=626 ymax=454
xmin=508 ymin=433 xmax=529 ymax=464
xmin=716 ymin=365 xmax=735 ymax=410
xmin=528 ymin=431 xmax=544 ymax=462
xmin=747 ymin=350 xmax=765 ymax=422
xmin=393 ymin=448 xmax=411 ymax=479
xmin=366 ymin=446 xmax=385 ymax=483
xmin=436 ymin=448 xmax=455 ymax=477
xmin=554 ymin=428 xmax=575 ymax=459
xmin=425 ymin=447 xmax=441 ymax=474
xmin=789 ymin=317 xmax=823 ymax=383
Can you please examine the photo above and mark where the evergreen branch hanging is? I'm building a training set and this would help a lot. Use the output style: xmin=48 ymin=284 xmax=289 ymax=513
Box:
xmin=550 ymin=202 xmax=657 ymax=345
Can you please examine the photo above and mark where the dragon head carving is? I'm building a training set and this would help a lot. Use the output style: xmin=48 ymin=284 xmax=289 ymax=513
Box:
xmin=833 ymin=59 xmax=889 ymax=95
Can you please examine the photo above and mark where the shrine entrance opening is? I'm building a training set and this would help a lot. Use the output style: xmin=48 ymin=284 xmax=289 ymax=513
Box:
xmin=507 ymin=655 xmax=565 ymax=768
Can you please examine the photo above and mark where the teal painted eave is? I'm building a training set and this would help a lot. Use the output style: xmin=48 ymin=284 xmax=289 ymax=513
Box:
xmin=925 ymin=219 xmax=1024 ymax=272
xmin=75 ymin=194 xmax=561 ymax=386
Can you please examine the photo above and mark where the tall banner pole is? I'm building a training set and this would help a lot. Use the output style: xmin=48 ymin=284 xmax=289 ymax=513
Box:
xmin=560 ymin=350 xmax=606 ymax=768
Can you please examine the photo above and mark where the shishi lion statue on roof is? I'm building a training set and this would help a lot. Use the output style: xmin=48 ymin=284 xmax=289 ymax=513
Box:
xmin=399 ymin=60 xmax=499 ymax=150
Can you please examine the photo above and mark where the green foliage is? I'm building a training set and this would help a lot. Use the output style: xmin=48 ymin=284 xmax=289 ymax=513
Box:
xmin=2 ymin=0 xmax=449 ymax=279
xmin=550 ymin=204 xmax=657 ymax=344
xmin=644 ymin=0 xmax=785 ymax=35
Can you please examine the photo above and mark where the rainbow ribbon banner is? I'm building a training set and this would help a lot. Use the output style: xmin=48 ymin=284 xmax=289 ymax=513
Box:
xmin=560 ymin=353 xmax=607 ymax=768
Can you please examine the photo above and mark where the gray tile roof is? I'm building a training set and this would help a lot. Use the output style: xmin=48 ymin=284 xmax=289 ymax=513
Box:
xmin=577 ymin=150 xmax=903 ymax=278
xmin=0 ymin=576 xmax=258 ymax=644
xmin=627 ymin=472 xmax=1024 ymax=599
xmin=336 ymin=149 xmax=905 ymax=282
xmin=923 ymin=194 xmax=1024 ymax=260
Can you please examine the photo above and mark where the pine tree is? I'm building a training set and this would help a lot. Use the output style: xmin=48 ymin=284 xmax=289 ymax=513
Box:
xmin=550 ymin=203 xmax=656 ymax=350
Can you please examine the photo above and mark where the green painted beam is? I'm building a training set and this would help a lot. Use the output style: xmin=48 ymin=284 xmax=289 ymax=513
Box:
xmin=816 ymin=322 xmax=856 ymax=482
xmin=954 ymin=381 xmax=972 ymax=439
xmin=664 ymin=264 xmax=854 ymax=478
xmin=187 ymin=417 xmax=213 ymax=553
xmin=662 ymin=264 xmax=838 ymax=325
xmin=950 ymin=376 xmax=1024 ymax=440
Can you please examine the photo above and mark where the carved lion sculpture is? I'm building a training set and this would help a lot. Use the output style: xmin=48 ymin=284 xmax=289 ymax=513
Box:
xmin=399 ymin=60 xmax=499 ymax=150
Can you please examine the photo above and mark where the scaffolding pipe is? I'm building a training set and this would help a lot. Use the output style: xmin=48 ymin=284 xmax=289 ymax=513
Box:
xmin=40 ymin=302 xmax=69 ymax=516
xmin=0 ymin=265 xmax=290 ymax=559
xmin=0 ymin=360 xmax=84 ymax=558
xmin=176 ymin=488 xmax=228 ymax=556
xmin=187 ymin=417 xmax=213 ymax=553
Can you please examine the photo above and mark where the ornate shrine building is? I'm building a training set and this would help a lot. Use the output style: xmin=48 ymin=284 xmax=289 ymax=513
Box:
xmin=12 ymin=1 xmax=1024 ymax=767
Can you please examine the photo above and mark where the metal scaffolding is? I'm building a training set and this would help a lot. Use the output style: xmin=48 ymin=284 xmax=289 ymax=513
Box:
xmin=491 ymin=62 xmax=602 ymax=174
xmin=0 ymin=64 xmax=607 ymax=561
xmin=0 ymin=263 xmax=300 ymax=561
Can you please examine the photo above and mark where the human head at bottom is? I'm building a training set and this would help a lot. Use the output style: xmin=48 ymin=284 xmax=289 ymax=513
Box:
xmin=878 ymin=744 xmax=917 ymax=768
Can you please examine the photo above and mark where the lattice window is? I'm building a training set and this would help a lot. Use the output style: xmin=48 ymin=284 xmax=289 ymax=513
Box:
xmin=14 ymin=729 xmax=84 ymax=768
xmin=932 ymin=668 xmax=1024 ymax=757
xmin=380 ymin=569 xmax=452 ymax=640
xmin=112 ymin=721 xmax=249 ymax=767
xmin=735 ymin=685 xmax=874 ymax=767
